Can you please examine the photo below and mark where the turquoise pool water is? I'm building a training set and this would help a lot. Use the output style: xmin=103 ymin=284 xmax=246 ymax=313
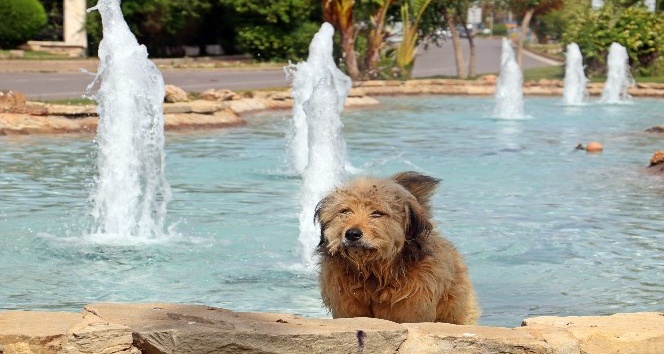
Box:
xmin=1 ymin=96 xmax=662 ymax=326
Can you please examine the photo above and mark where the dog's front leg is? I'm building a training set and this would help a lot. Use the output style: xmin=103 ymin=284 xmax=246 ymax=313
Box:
xmin=320 ymin=261 xmax=373 ymax=318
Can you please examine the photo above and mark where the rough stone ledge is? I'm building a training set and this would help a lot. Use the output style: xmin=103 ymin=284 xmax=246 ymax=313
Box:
xmin=3 ymin=78 xmax=664 ymax=135
xmin=1 ymin=304 xmax=662 ymax=354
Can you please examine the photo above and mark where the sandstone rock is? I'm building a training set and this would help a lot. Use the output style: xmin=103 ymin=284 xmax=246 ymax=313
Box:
xmin=2 ymin=305 xmax=664 ymax=354
xmin=46 ymin=104 xmax=97 ymax=116
xmin=636 ymin=82 xmax=664 ymax=90
xmin=647 ymin=150 xmax=664 ymax=175
xmin=164 ymin=85 xmax=189 ymax=103
xmin=0 ymin=310 xmax=80 ymax=354
xmin=650 ymin=151 xmax=664 ymax=166
xmin=0 ymin=91 xmax=27 ymax=113
xmin=188 ymin=100 xmax=224 ymax=114
xmin=19 ymin=103 xmax=49 ymax=116
xmin=523 ymin=312 xmax=664 ymax=354
xmin=84 ymin=303 xmax=407 ymax=354
xmin=223 ymin=98 xmax=267 ymax=114
xmin=200 ymin=89 xmax=238 ymax=101
xmin=345 ymin=96 xmax=381 ymax=107
xmin=162 ymin=102 xmax=192 ymax=114
xmin=645 ymin=125 xmax=664 ymax=133
xmin=164 ymin=110 xmax=245 ymax=130
xmin=60 ymin=311 xmax=138 ymax=354
xmin=478 ymin=75 xmax=497 ymax=85
xmin=0 ymin=114 xmax=98 ymax=135
xmin=399 ymin=322 xmax=563 ymax=354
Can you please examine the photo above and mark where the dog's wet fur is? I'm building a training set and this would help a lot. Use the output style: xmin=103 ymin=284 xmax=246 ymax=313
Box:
xmin=315 ymin=171 xmax=480 ymax=324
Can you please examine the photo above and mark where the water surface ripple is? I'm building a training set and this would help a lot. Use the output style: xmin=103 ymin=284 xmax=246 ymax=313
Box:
xmin=1 ymin=96 xmax=662 ymax=326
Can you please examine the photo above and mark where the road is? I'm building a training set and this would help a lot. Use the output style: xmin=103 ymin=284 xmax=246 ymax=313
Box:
xmin=0 ymin=38 xmax=558 ymax=100
xmin=412 ymin=37 xmax=560 ymax=77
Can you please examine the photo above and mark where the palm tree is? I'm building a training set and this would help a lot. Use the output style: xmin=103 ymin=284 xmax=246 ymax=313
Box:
xmin=322 ymin=0 xmax=361 ymax=80
xmin=395 ymin=0 xmax=434 ymax=78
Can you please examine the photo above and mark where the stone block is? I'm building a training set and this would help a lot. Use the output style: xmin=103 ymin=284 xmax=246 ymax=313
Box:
xmin=523 ymin=312 xmax=664 ymax=354
xmin=0 ymin=310 xmax=80 ymax=354
xmin=164 ymin=85 xmax=189 ymax=103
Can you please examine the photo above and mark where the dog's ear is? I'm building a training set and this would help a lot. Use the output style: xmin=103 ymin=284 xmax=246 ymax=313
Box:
xmin=404 ymin=197 xmax=432 ymax=241
xmin=314 ymin=196 xmax=331 ymax=248
xmin=391 ymin=171 xmax=440 ymax=211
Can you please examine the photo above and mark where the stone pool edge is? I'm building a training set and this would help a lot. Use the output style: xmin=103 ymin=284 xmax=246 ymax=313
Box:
xmin=0 ymin=303 xmax=662 ymax=354
xmin=3 ymin=78 xmax=664 ymax=136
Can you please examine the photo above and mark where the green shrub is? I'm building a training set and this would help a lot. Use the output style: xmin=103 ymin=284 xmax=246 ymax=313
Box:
xmin=562 ymin=5 xmax=664 ymax=76
xmin=236 ymin=21 xmax=319 ymax=62
xmin=228 ymin=0 xmax=320 ymax=62
xmin=0 ymin=0 xmax=47 ymax=48
xmin=493 ymin=24 xmax=508 ymax=37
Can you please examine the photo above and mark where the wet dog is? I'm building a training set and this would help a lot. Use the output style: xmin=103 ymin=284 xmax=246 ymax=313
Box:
xmin=315 ymin=171 xmax=480 ymax=324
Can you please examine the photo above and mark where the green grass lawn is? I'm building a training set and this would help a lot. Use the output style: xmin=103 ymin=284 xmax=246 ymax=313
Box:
xmin=44 ymin=98 xmax=96 ymax=105
xmin=523 ymin=65 xmax=664 ymax=83
xmin=0 ymin=50 xmax=74 ymax=60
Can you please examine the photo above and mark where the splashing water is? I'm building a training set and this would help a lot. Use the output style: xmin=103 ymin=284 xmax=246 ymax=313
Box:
xmin=290 ymin=23 xmax=351 ymax=268
xmin=286 ymin=23 xmax=352 ymax=175
xmin=601 ymin=42 xmax=634 ymax=104
xmin=86 ymin=0 xmax=172 ymax=241
xmin=563 ymin=43 xmax=588 ymax=106
xmin=297 ymin=77 xmax=348 ymax=268
xmin=493 ymin=38 xmax=525 ymax=118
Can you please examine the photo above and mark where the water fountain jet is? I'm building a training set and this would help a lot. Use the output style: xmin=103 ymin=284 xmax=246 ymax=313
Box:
xmin=290 ymin=23 xmax=351 ymax=268
xmin=494 ymin=38 xmax=525 ymax=119
xmin=87 ymin=0 xmax=172 ymax=241
xmin=563 ymin=43 xmax=588 ymax=105
xmin=601 ymin=42 xmax=634 ymax=104
xmin=287 ymin=23 xmax=352 ymax=175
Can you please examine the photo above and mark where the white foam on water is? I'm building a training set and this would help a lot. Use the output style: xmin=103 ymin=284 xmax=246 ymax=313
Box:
xmin=601 ymin=42 xmax=634 ymax=104
xmin=563 ymin=43 xmax=589 ymax=106
xmin=86 ymin=0 xmax=172 ymax=242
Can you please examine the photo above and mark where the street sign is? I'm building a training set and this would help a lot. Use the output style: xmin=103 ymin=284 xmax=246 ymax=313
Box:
xmin=468 ymin=6 xmax=482 ymax=25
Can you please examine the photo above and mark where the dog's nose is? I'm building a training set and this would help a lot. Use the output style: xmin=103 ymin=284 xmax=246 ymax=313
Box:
xmin=345 ymin=228 xmax=363 ymax=241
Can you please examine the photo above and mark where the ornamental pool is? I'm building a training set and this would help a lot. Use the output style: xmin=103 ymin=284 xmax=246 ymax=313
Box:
xmin=0 ymin=96 xmax=662 ymax=327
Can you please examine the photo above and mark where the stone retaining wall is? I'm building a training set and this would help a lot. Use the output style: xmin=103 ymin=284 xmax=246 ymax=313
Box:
xmin=1 ymin=304 xmax=662 ymax=354
xmin=2 ymin=79 xmax=664 ymax=136
xmin=0 ymin=88 xmax=379 ymax=135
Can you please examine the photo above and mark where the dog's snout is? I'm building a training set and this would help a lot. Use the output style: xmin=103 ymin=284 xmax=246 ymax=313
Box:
xmin=345 ymin=228 xmax=363 ymax=241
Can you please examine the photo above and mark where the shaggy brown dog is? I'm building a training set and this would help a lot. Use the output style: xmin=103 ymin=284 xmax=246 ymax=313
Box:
xmin=315 ymin=171 xmax=480 ymax=324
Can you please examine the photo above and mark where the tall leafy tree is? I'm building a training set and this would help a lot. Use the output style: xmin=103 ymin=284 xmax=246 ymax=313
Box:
xmin=361 ymin=0 xmax=393 ymax=79
xmin=86 ymin=0 xmax=211 ymax=56
xmin=428 ymin=0 xmax=476 ymax=79
xmin=438 ymin=4 xmax=468 ymax=78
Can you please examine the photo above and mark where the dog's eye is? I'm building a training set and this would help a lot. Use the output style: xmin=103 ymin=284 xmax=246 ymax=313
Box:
xmin=339 ymin=208 xmax=352 ymax=215
xmin=370 ymin=211 xmax=386 ymax=218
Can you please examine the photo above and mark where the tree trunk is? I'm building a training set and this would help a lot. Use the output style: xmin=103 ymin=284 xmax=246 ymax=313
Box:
xmin=443 ymin=7 xmax=466 ymax=79
xmin=340 ymin=28 xmax=360 ymax=80
xmin=467 ymin=34 xmax=476 ymax=77
xmin=517 ymin=8 xmax=535 ymax=69
xmin=323 ymin=0 xmax=361 ymax=80
xmin=457 ymin=14 xmax=476 ymax=78
xmin=363 ymin=0 xmax=390 ymax=79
